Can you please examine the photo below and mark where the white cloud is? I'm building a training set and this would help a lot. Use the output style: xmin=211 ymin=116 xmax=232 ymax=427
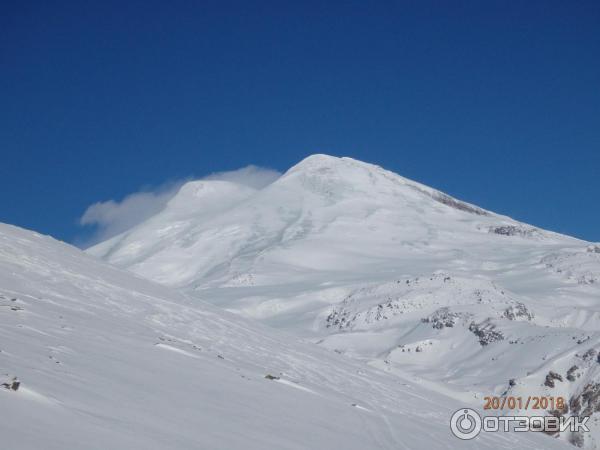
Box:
xmin=78 ymin=181 xmax=184 ymax=247
xmin=77 ymin=165 xmax=280 ymax=248
xmin=202 ymin=165 xmax=281 ymax=189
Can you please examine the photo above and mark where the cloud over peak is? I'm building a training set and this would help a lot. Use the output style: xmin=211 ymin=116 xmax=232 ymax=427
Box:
xmin=78 ymin=165 xmax=280 ymax=247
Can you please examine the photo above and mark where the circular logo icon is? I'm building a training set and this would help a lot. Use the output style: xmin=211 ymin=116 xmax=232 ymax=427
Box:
xmin=450 ymin=408 xmax=482 ymax=440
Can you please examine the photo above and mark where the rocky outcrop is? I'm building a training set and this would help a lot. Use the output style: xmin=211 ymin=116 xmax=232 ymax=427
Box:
xmin=488 ymin=225 xmax=540 ymax=238
xmin=503 ymin=302 xmax=534 ymax=321
xmin=544 ymin=371 xmax=563 ymax=388
xmin=1 ymin=377 xmax=19 ymax=391
xmin=567 ymin=365 xmax=581 ymax=382
xmin=421 ymin=307 xmax=463 ymax=329
xmin=469 ymin=321 xmax=504 ymax=346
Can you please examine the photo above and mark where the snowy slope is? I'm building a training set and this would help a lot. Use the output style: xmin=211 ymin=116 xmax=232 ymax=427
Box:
xmin=0 ymin=222 xmax=568 ymax=449
xmin=86 ymin=154 xmax=600 ymax=447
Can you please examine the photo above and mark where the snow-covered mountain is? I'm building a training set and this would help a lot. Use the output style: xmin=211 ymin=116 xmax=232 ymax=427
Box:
xmin=1 ymin=222 xmax=566 ymax=449
xmin=87 ymin=154 xmax=600 ymax=447
xmin=89 ymin=154 xmax=586 ymax=290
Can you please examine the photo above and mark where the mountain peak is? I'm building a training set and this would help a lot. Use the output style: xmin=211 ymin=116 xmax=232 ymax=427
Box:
xmin=285 ymin=154 xmax=377 ymax=176
xmin=88 ymin=155 xmax=578 ymax=289
xmin=276 ymin=154 xmax=396 ymax=199
xmin=294 ymin=153 xmax=342 ymax=165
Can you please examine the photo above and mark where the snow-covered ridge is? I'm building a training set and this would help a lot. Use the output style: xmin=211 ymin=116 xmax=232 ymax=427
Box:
xmin=1 ymin=222 xmax=567 ymax=449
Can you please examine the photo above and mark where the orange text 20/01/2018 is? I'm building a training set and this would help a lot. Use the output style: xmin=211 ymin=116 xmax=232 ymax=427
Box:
xmin=483 ymin=396 xmax=565 ymax=411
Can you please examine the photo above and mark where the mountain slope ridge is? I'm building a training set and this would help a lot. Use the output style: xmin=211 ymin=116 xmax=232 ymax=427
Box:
xmin=1 ymin=222 xmax=568 ymax=449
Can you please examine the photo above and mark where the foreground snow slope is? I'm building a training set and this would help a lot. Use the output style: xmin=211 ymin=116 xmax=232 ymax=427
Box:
xmin=0 ymin=223 xmax=565 ymax=449
xmin=88 ymin=154 xmax=600 ymax=447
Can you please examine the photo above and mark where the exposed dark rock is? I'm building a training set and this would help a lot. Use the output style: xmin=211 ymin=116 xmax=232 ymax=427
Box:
xmin=421 ymin=307 xmax=461 ymax=329
xmin=544 ymin=371 xmax=563 ymax=388
xmin=578 ymin=382 xmax=600 ymax=416
xmin=581 ymin=348 xmax=597 ymax=361
xmin=567 ymin=365 xmax=580 ymax=382
xmin=432 ymin=193 xmax=488 ymax=215
xmin=488 ymin=225 xmax=540 ymax=238
xmin=325 ymin=306 xmax=354 ymax=330
xmin=469 ymin=321 xmax=504 ymax=346
xmin=577 ymin=336 xmax=591 ymax=345
xmin=327 ymin=296 xmax=407 ymax=330
xmin=1 ymin=377 xmax=19 ymax=391
xmin=503 ymin=302 xmax=534 ymax=321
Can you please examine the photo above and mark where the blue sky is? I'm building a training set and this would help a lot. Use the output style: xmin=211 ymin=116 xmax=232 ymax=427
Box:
xmin=1 ymin=0 xmax=599 ymax=245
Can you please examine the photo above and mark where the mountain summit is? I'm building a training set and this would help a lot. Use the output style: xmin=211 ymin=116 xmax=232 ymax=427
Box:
xmin=88 ymin=154 xmax=560 ymax=288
